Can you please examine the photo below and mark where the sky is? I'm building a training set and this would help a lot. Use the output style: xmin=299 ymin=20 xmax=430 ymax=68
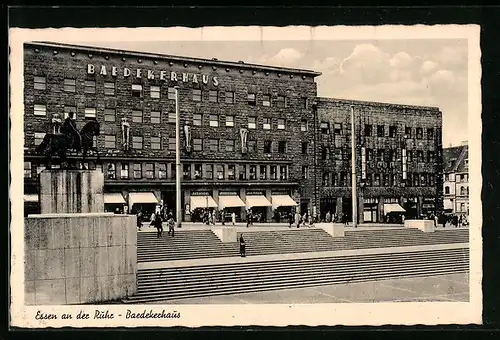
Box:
xmin=80 ymin=39 xmax=468 ymax=147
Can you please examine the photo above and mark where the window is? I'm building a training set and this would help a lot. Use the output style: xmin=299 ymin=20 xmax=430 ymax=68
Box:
xmin=106 ymin=163 xmax=116 ymax=179
xmin=150 ymin=111 xmax=161 ymax=124
xmin=194 ymin=164 xmax=202 ymax=179
xmin=416 ymin=127 xmax=423 ymax=139
xmin=158 ymin=164 xmax=167 ymax=179
xmin=226 ymin=115 xmax=234 ymax=127
xmin=34 ymin=76 xmax=46 ymax=90
xmin=248 ymin=117 xmax=256 ymax=129
xmin=64 ymin=78 xmax=76 ymax=92
xmin=131 ymin=84 xmax=143 ymax=98
xmin=278 ymin=118 xmax=286 ymax=130
xmin=377 ymin=149 xmax=384 ymax=162
xmin=364 ymin=124 xmax=372 ymax=137
xmin=249 ymin=165 xmax=257 ymax=180
xmin=183 ymin=164 xmax=191 ymax=180
xmin=248 ymin=140 xmax=256 ymax=153
xmin=460 ymin=203 xmax=465 ymax=212
xmin=84 ymin=80 xmax=96 ymax=94
xmin=334 ymin=148 xmax=343 ymax=161
xmin=104 ymin=108 xmax=116 ymax=122
xmin=427 ymin=151 xmax=435 ymax=163
xmin=193 ymin=113 xmax=202 ymax=126
xmin=366 ymin=148 xmax=373 ymax=161
xmin=302 ymin=166 xmax=309 ymax=179
xmin=413 ymin=173 xmax=420 ymax=186
xmin=170 ymin=163 xmax=176 ymax=179
xmin=322 ymin=146 xmax=329 ymax=160
xmin=193 ymin=138 xmax=202 ymax=151
xmin=301 ymin=120 xmax=308 ymax=132
xmin=407 ymin=150 xmax=413 ymax=163
xmin=279 ymin=166 xmax=287 ymax=180
xmin=216 ymin=165 xmax=224 ymax=180
xmin=263 ymin=118 xmax=271 ymax=130
xmin=104 ymin=135 xmax=116 ymax=148
xmin=228 ymin=165 xmax=236 ymax=180
xmin=168 ymin=137 xmax=176 ymax=151
xmin=34 ymin=104 xmax=46 ymax=116
xmin=383 ymin=174 xmax=390 ymax=187
xmin=132 ymin=110 xmax=143 ymax=123
xmin=417 ymin=150 xmax=424 ymax=163
xmin=104 ymin=82 xmax=115 ymax=95
xmin=225 ymin=91 xmax=234 ymax=104
xmin=429 ymin=174 xmax=435 ymax=186
xmin=374 ymin=174 xmax=381 ymax=186
xmin=239 ymin=165 xmax=247 ymax=180
xmin=420 ymin=174 xmax=427 ymax=187
xmin=132 ymin=136 xmax=143 ymax=149
xmin=270 ymin=165 xmax=277 ymax=180
xmin=460 ymin=186 xmax=466 ymax=196
xmin=264 ymin=140 xmax=272 ymax=153
xmin=64 ymin=106 xmax=77 ymax=120
xmin=334 ymin=123 xmax=342 ymax=135
xmin=167 ymin=87 xmax=176 ymax=100
xmin=151 ymin=85 xmax=160 ymax=98
xmin=193 ymin=89 xmax=202 ymax=101
xmin=377 ymin=125 xmax=385 ymax=137
xmin=133 ymin=163 xmax=142 ymax=179
xmin=205 ymin=164 xmax=213 ymax=179
xmin=262 ymin=94 xmax=271 ymax=107
xmin=120 ymin=164 xmax=129 ymax=179
xmin=84 ymin=107 xmax=96 ymax=119
xmin=146 ymin=163 xmax=155 ymax=179
xmin=302 ymin=142 xmax=308 ymax=154
xmin=320 ymin=122 xmax=330 ymax=134
xmin=302 ymin=97 xmax=308 ymax=109
xmin=405 ymin=126 xmax=412 ymax=138
xmin=209 ymin=139 xmax=219 ymax=152
xmin=260 ymin=165 xmax=267 ymax=180
xmin=209 ymin=90 xmax=219 ymax=103
xmin=24 ymin=162 xmax=31 ymax=178
xmin=247 ymin=93 xmax=256 ymax=105
xmin=276 ymin=95 xmax=287 ymax=108
xmin=226 ymin=140 xmax=235 ymax=152
xmin=209 ymin=114 xmax=219 ymax=127
xmin=323 ymin=173 xmax=330 ymax=186
xmin=427 ymin=128 xmax=434 ymax=140
xmin=389 ymin=126 xmax=397 ymax=138
xmin=151 ymin=136 xmax=161 ymax=150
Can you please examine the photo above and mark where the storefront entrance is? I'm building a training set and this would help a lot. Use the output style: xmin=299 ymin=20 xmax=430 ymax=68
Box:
xmin=320 ymin=197 xmax=337 ymax=222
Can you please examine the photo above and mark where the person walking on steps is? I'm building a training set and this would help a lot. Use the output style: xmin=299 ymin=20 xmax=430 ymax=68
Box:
xmin=231 ymin=212 xmax=236 ymax=226
xmin=150 ymin=211 xmax=156 ymax=228
xmin=288 ymin=212 xmax=293 ymax=228
xmin=167 ymin=214 xmax=175 ymax=237
xmin=154 ymin=211 xmax=163 ymax=238
xmin=239 ymin=235 xmax=246 ymax=257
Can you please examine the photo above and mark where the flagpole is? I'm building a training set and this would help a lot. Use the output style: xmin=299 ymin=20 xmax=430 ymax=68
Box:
xmin=351 ymin=105 xmax=358 ymax=228
xmin=175 ymin=87 xmax=182 ymax=228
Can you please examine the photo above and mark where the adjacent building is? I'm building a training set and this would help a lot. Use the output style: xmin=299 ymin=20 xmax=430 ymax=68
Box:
xmin=443 ymin=143 xmax=469 ymax=216
xmin=22 ymin=41 xmax=444 ymax=222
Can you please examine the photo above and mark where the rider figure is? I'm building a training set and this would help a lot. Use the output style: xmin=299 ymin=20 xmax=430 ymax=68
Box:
xmin=61 ymin=111 xmax=81 ymax=149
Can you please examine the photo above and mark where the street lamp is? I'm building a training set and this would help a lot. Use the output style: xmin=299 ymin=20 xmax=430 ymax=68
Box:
xmin=351 ymin=105 xmax=358 ymax=228
xmin=175 ymin=86 xmax=182 ymax=228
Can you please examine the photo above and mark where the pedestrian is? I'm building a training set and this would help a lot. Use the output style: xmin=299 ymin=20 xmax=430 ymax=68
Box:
xmin=434 ymin=214 xmax=438 ymax=228
xmin=295 ymin=210 xmax=301 ymax=228
xmin=288 ymin=212 xmax=293 ymax=228
xmin=231 ymin=212 xmax=236 ymax=226
xmin=325 ymin=211 xmax=331 ymax=224
xmin=167 ymin=215 xmax=175 ymax=237
xmin=150 ymin=211 xmax=156 ymax=228
xmin=154 ymin=211 xmax=163 ymax=238
xmin=401 ymin=214 xmax=405 ymax=225
xmin=239 ymin=234 xmax=246 ymax=257
xmin=458 ymin=215 xmax=463 ymax=227
xmin=246 ymin=211 xmax=252 ymax=228
xmin=136 ymin=211 xmax=142 ymax=231
xmin=221 ymin=209 xmax=225 ymax=226
xmin=308 ymin=214 xmax=313 ymax=227
xmin=302 ymin=212 xmax=307 ymax=226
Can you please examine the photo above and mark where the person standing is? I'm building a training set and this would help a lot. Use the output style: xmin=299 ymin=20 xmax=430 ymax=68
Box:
xmin=167 ymin=215 xmax=175 ymax=237
xmin=136 ymin=210 xmax=142 ymax=231
xmin=288 ymin=212 xmax=293 ymax=228
xmin=154 ymin=211 xmax=163 ymax=238
xmin=325 ymin=211 xmax=331 ymax=224
xmin=231 ymin=212 xmax=236 ymax=226
xmin=246 ymin=211 xmax=252 ymax=228
xmin=239 ymin=234 xmax=246 ymax=257
xmin=302 ymin=212 xmax=307 ymax=227
xmin=295 ymin=210 xmax=301 ymax=228
xmin=150 ymin=211 xmax=156 ymax=228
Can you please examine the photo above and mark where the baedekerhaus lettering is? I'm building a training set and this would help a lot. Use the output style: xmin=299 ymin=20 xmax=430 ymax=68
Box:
xmin=87 ymin=64 xmax=219 ymax=86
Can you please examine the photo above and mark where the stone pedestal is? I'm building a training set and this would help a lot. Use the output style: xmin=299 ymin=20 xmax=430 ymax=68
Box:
xmin=40 ymin=170 xmax=104 ymax=214
xmin=316 ymin=223 xmax=345 ymax=237
xmin=404 ymin=219 xmax=435 ymax=233
xmin=212 ymin=228 xmax=237 ymax=243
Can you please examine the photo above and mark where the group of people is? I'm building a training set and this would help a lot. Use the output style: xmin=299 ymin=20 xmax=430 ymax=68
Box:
xmin=285 ymin=211 xmax=315 ymax=228
xmin=200 ymin=209 xmax=237 ymax=226
xmin=136 ymin=208 xmax=176 ymax=238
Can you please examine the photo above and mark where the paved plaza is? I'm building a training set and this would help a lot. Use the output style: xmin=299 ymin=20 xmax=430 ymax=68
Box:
xmin=150 ymin=273 xmax=469 ymax=304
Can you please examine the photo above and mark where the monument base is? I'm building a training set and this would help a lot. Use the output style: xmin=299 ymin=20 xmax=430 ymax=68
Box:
xmin=316 ymin=223 xmax=345 ymax=237
xmin=24 ymin=213 xmax=137 ymax=305
xmin=404 ymin=219 xmax=436 ymax=233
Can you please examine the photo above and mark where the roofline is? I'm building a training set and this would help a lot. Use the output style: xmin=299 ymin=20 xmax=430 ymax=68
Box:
xmin=25 ymin=41 xmax=323 ymax=77
xmin=316 ymin=96 xmax=441 ymax=112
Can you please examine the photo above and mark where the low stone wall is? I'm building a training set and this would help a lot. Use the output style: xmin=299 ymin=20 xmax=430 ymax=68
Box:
xmin=404 ymin=219 xmax=435 ymax=233
xmin=212 ymin=228 xmax=238 ymax=243
xmin=316 ymin=223 xmax=345 ymax=237
xmin=24 ymin=213 xmax=137 ymax=305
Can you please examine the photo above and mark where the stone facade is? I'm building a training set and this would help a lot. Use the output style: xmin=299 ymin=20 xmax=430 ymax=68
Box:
xmin=443 ymin=143 xmax=469 ymax=216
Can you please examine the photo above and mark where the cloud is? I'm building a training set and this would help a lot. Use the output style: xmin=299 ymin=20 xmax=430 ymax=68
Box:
xmin=434 ymin=46 xmax=467 ymax=70
xmin=389 ymin=51 xmax=414 ymax=69
xmin=258 ymin=48 xmax=304 ymax=67
xmin=420 ymin=60 xmax=439 ymax=75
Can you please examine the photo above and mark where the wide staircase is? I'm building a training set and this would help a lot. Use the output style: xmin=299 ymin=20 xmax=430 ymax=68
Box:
xmin=125 ymin=247 xmax=469 ymax=303
xmin=137 ymin=228 xmax=469 ymax=262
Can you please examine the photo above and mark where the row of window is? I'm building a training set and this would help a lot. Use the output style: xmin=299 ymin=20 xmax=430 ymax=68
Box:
xmin=32 ymin=76 xmax=308 ymax=107
xmin=319 ymin=147 xmax=436 ymax=163
xmin=317 ymin=122 xmax=436 ymax=140
xmin=444 ymin=173 xmax=469 ymax=183
xmin=318 ymin=171 xmax=437 ymax=187
xmin=445 ymin=186 xmax=469 ymax=196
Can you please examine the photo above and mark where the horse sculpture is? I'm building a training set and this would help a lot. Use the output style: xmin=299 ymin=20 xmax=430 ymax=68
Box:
xmin=36 ymin=119 xmax=101 ymax=169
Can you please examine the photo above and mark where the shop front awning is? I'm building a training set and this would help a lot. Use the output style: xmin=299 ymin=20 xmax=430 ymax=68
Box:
xmin=271 ymin=195 xmax=297 ymax=209
xmin=218 ymin=195 xmax=246 ymax=209
xmin=104 ymin=193 xmax=126 ymax=204
xmin=24 ymin=194 xmax=39 ymax=203
xmin=245 ymin=195 xmax=272 ymax=207
xmin=190 ymin=196 xmax=218 ymax=210
xmin=128 ymin=192 xmax=159 ymax=207
xmin=383 ymin=203 xmax=406 ymax=215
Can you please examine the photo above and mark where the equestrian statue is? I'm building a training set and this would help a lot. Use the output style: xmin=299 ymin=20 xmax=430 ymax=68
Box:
xmin=36 ymin=111 xmax=101 ymax=169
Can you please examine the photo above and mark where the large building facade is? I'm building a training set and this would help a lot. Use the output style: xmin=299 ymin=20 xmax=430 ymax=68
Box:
xmin=23 ymin=42 xmax=443 ymax=222
xmin=443 ymin=143 xmax=469 ymax=216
